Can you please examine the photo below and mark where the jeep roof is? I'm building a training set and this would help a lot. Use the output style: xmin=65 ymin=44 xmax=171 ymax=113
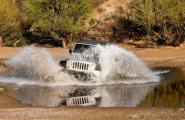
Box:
xmin=72 ymin=38 xmax=108 ymax=53
xmin=73 ymin=43 xmax=96 ymax=53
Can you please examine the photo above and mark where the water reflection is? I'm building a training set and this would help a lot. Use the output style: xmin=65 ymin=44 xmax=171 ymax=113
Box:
xmin=98 ymin=84 xmax=157 ymax=107
xmin=140 ymin=80 xmax=185 ymax=107
xmin=138 ymin=67 xmax=185 ymax=107
xmin=1 ymin=67 xmax=185 ymax=107
xmin=6 ymin=82 xmax=157 ymax=107
xmin=9 ymin=85 xmax=75 ymax=107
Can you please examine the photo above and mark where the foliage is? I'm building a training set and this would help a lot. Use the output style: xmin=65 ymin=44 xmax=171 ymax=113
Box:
xmin=0 ymin=0 xmax=21 ymax=46
xmin=115 ymin=0 xmax=185 ymax=46
xmin=23 ymin=0 xmax=93 ymax=39
xmin=0 ymin=0 xmax=33 ymax=46
xmin=0 ymin=0 xmax=19 ymax=29
xmin=89 ymin=18 xmax=100 ymax=27
xmin=0 ymin=0 xmax=93 ymax=46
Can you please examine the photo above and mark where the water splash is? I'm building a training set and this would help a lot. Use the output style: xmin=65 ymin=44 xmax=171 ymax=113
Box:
xmin=96 ymin=45 xmax=158 ymax=82
xmin=4 ymin=46 xmax=77 ymax=84
xmin=0 ymin=45 xmax=161 ymax=107
xmin=1 ymin=45 xmax=159 ymax=86
xmin=68 ymin=44 xmax=159 ymax=83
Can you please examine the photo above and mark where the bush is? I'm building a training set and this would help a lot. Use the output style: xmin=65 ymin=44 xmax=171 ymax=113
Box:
xmin=0 ymin=0 xmax=93 ymax=47
xmin=23 ymin=0 xmax=93 ymax=40
xmin=0 ymin=0 xmax=31 ymax=47
xmin=115 ymin=0 xmax=185 ymax=46
xmin=0 ymin=0 xmax=21 ymax=45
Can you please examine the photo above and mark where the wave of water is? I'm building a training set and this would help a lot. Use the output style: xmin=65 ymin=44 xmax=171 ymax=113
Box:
xmin=95 ymin=45 xmax=158 ymax=82
xmin=0 ymin=45 xmax=162 ymax=107
xmin=0 ymin=45 xmax=160 ymax=86
xmin=4 ymin=46 xmax=76 ymax=82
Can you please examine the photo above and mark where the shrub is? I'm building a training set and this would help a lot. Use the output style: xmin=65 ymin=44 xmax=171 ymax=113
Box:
xmin=0 ymin=0 xmax=30 ymax=47
xmin=0 ymin=0 xmax=21 ymax=46
xmin=23 ymin=0 xmax=93 ymax=44
xmin=115 ymin=0 xmax=185 ymax=46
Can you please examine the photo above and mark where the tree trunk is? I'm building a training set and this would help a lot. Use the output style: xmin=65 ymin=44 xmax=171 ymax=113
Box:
xmin=61 ymin=38 xmax=67 ymax=48
xmin=152 ymin=0 xmax=157 ymax=25
xmin=0 ymin=36 xmax=2 ymax=47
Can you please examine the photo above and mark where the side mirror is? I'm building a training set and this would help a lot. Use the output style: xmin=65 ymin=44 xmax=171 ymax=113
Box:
xmin=69 ymin=49 xmax=73 ymax=55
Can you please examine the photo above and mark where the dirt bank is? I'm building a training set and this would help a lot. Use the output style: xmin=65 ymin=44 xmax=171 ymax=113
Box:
xmin=0 ymin=107 xmax=184 ymax=120
xmin=1 ymin=45 xmax=185 ymax=68
xmin=0 ymin=47 xmax=69 ymax=59
xmin=131 ymin=46 xmax=185 ymax=68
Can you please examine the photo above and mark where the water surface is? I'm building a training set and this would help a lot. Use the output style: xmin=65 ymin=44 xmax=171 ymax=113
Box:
xmin=1 ymin=67 xmax=184 ymax=107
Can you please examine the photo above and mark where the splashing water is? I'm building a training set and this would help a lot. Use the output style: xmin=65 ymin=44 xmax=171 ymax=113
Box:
xmin=95 ymin=45 xmax=158 ymax=82
xmin=68 ymin=44 xmax=159 ymax=83
xmin=0 ymin=45 xmax=161 ymax=107
xmin=4 ymin=46 xmax=76 ymax=83
xmin=0 ymin=45 xmax=159 ymax=86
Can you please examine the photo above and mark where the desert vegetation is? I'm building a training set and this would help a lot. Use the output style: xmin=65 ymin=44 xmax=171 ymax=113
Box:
xmin=0 ymin=0 xmax=93 ymax=47
xmin=0 ymin=0 xmax=185 ymax=47
xmin=113 ymin=0 xmax=185 ymax=46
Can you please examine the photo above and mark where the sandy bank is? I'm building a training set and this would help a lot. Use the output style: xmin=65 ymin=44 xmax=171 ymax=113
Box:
xmin=0 ymin=107 xmax=184 ymax=120
xmin=1 ymin=46 xmax=185 ymax=67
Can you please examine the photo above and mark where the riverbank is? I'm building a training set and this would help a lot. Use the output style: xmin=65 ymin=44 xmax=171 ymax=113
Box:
xmin=1 ymin=45 xmax=185 ymax=68
xmin=0 ymin=107 xmax=184 ymax=120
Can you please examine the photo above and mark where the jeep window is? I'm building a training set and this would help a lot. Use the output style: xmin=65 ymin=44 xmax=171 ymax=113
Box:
xmin=73 ymin=44 xmax=91 ymax=53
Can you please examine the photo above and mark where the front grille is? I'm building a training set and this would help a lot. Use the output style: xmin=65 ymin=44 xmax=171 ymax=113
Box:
xmin=72 ymin=62 xmax=89 ymax=70
xmin=67 ymin=60 xmax=96 ymax=72
xmin=67 ymin=96 xmax=96 ymax=106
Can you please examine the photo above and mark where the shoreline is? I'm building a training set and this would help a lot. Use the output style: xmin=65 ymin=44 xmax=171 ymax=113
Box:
xmin=1 ymin=46 xmax=185 ymax=68
xmin=0 ymin=107 xmax=184 ymax=120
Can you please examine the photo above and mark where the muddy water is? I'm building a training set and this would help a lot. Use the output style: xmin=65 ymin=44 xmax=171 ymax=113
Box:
xmin=0 ymin=45 xmax=160 ymax=107
xmin=139 ymin=67 xmax=185 ymax=107
xmin=0 ymin=67 xmax=184 ymax=107
xmin=2 ymin=83 xmax=157 ymax=107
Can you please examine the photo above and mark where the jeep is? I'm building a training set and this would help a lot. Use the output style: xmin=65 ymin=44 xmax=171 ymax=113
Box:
xmin=59 ymin=42 xmax=101 ymax=81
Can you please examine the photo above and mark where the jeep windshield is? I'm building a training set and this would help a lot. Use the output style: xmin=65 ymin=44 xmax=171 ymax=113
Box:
xmin=73 ymin=43 xmax=93 ymax=53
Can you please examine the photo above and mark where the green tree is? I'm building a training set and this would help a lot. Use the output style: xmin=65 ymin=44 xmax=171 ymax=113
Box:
xmin=115 ymin=0 xmax=185 ymax=46
xmin=0 ymin=0 xmax=22 ymax=46
xmin=131 ymin=0 xmax=185 ymax=46
xmin=0 ymin=0 xmax=30 ymax=46
xmin=131 ymin=0 xmax=154 ymax=34
xmin=0 ymin=0 xmax=19 ymax=31
xmin=23 ymin=0 xmax=93 ymax=47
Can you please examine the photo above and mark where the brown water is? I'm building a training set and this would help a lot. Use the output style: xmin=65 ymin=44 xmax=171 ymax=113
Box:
xmin=139 ymin=67 xmax=185 ymax=107
xmin=0 ymin=67 xmax=185 ymax=107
